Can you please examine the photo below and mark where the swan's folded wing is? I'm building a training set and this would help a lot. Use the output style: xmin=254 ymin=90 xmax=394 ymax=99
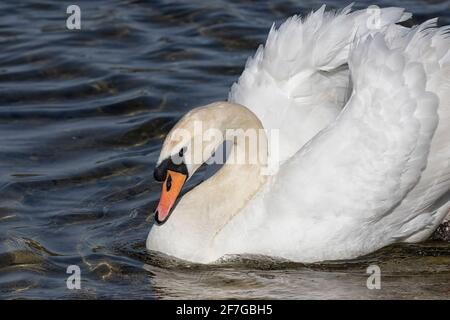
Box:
xmin=229 ymin=5 xmax=412 ymax=164
xmin=273 ymin=34 xmax=439 ymax=224
xmin=376 ymin=20 xmax=450 ymax=241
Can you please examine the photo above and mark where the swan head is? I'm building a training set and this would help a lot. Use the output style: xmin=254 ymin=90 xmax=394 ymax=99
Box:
xmin=153 ymin=101 xmax=243 ymax=224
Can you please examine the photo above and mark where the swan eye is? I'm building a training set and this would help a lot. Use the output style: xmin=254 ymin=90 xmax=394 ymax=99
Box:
xmin=179 ymin=147 xmax=186 ymax=157
xmin=166 ymin=174 xmax=172 ymax=192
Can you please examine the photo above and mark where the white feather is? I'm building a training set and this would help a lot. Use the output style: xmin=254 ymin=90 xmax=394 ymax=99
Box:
xmin=229 ymin=4 xmax=412 ymax=165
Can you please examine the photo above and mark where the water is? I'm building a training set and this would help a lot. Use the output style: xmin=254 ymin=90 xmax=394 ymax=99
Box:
xmin=0 ymin=0 xmax=449 ymax=300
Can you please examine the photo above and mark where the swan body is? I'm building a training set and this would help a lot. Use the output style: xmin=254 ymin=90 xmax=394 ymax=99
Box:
xmin=147 ymin=5 xmax=450 ymax=263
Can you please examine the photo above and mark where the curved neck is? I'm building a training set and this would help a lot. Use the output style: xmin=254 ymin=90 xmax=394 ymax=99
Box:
xmin=178 ymin=102 xmax=268 ymax=237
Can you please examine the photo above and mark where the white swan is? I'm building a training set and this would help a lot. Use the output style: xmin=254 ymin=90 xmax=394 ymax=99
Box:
xmin=147 ymin=5 xmax=450 ymax=263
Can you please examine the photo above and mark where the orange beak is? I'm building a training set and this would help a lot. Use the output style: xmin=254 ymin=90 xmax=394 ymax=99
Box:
xmin=154 ymin=170 xmax=187 ymax=224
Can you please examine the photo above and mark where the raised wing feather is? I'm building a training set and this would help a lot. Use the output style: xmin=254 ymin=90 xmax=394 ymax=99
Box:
xmin=229 ymin=5 xmax=412 ymax=165
xmin=271 ymin=33 xmax=440 ymax=236
xmin=379 ymin=20 xmax=450 ymax=241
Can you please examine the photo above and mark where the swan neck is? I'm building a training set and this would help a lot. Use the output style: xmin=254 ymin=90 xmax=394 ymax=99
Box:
xmin=190 ymin=102 xmax=268 ymax=231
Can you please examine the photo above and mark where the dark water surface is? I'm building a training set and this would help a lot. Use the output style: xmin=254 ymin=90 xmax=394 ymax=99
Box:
xmin=0 ymin=0 xmax=449 ymax=299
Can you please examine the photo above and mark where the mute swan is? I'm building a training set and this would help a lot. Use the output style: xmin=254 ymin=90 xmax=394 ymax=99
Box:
xmin=147 ymin=5 xmax=450 ymax=263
